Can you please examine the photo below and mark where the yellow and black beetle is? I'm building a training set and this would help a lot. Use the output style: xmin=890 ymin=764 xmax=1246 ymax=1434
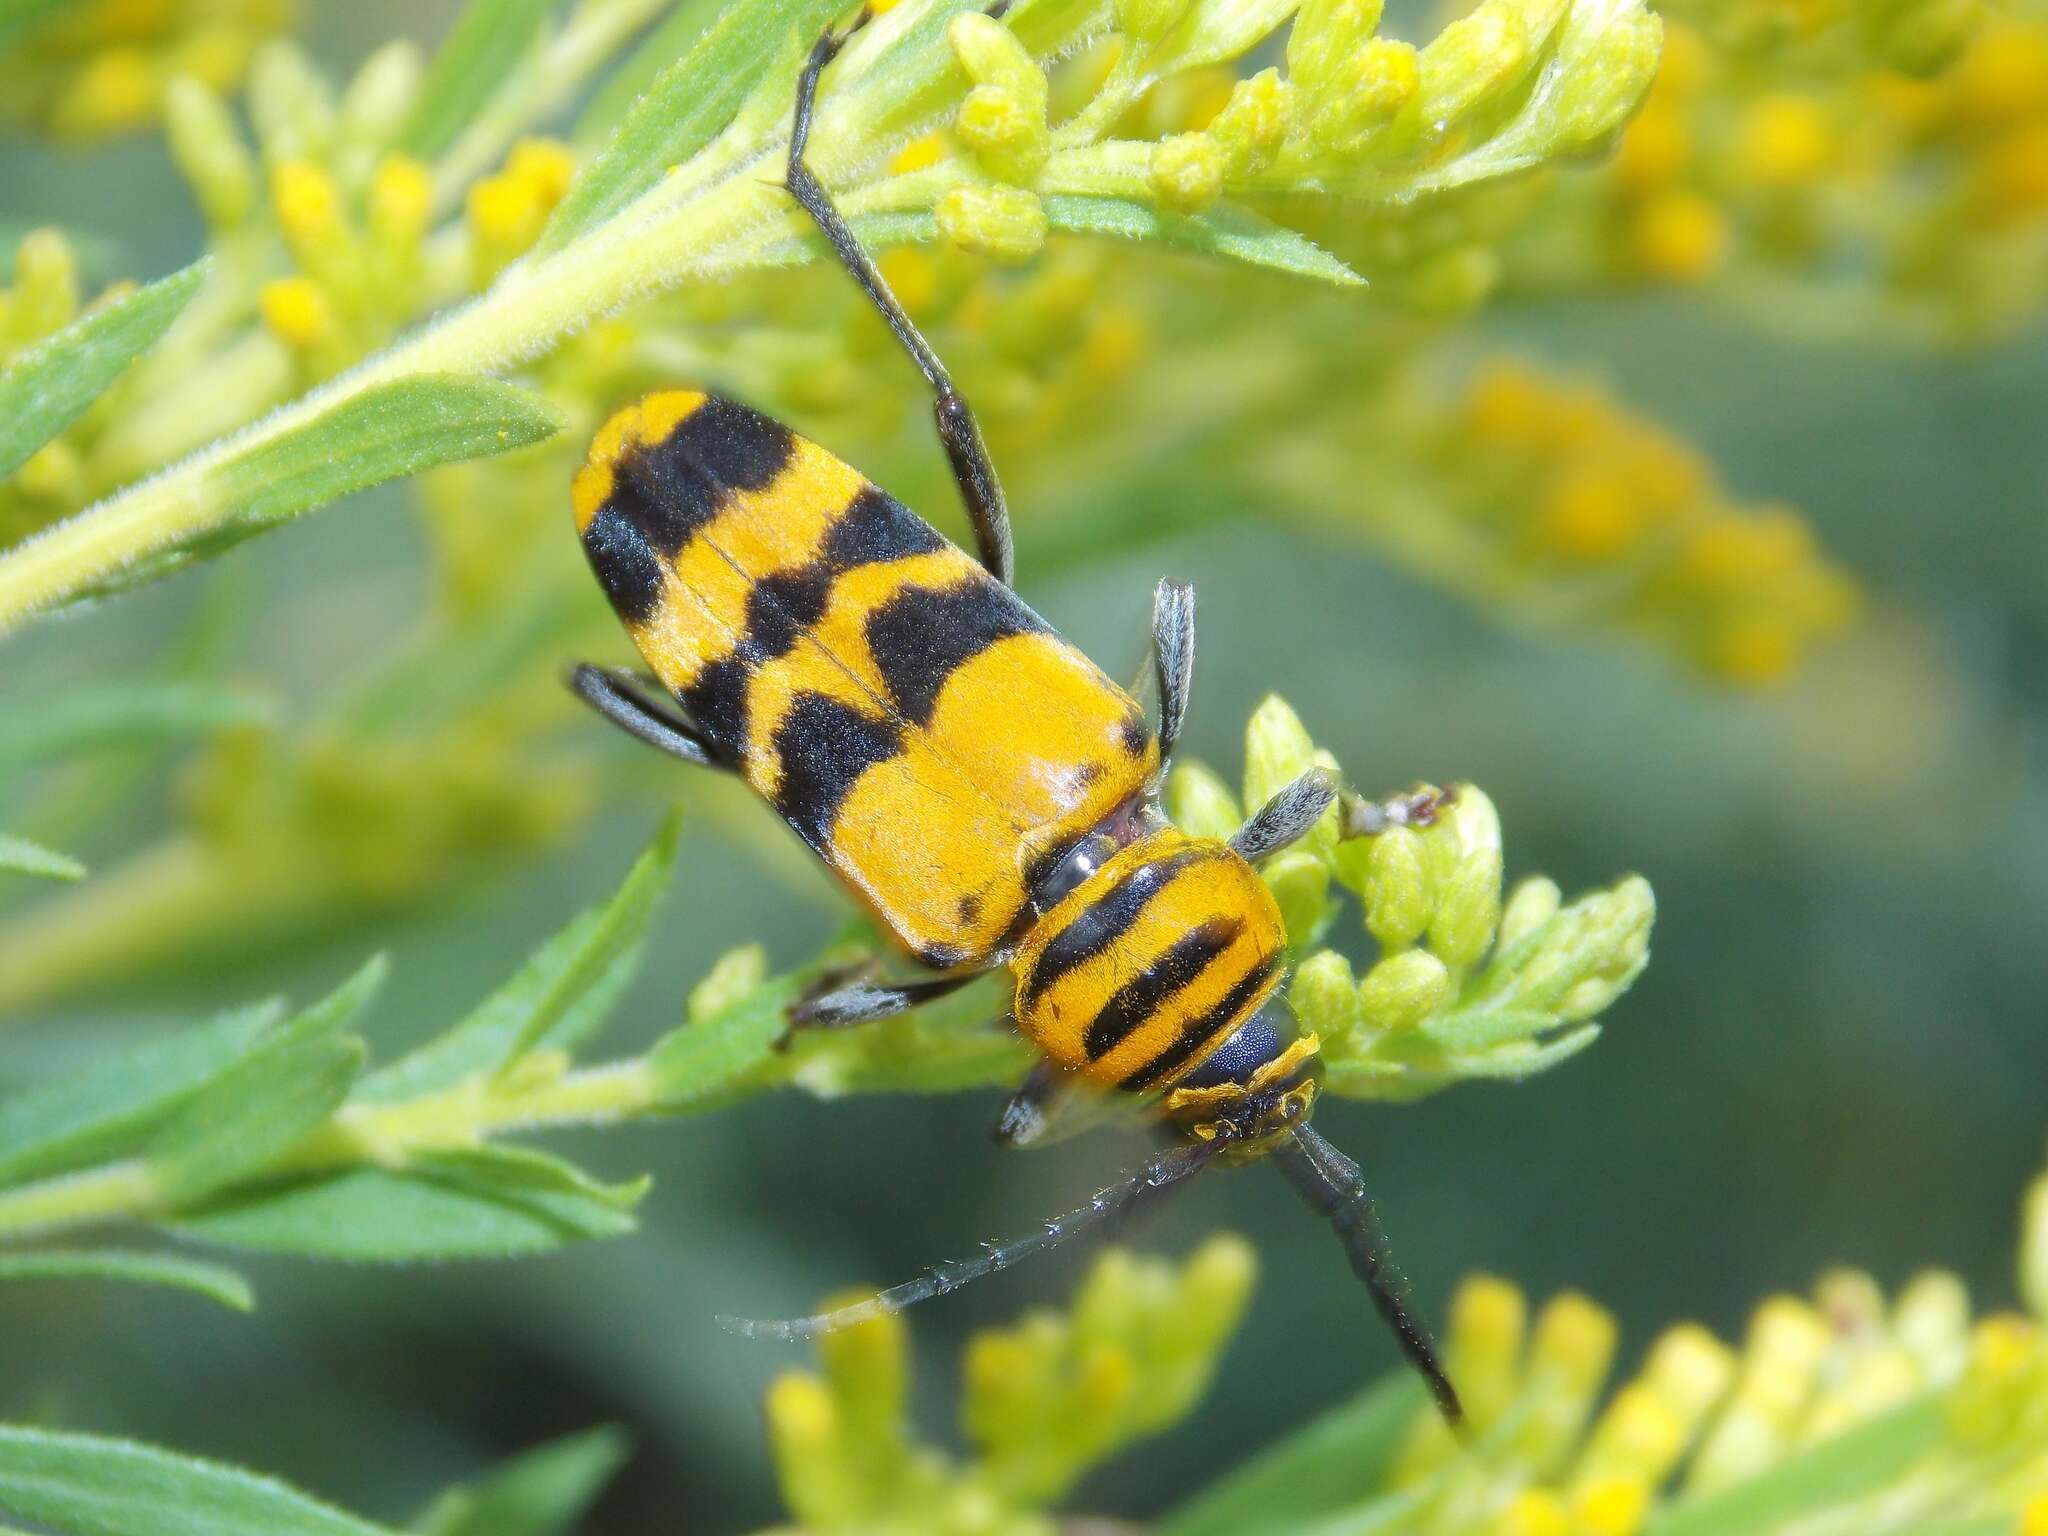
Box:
xmin=567 ymin=8 xmax=1463 ymax=1425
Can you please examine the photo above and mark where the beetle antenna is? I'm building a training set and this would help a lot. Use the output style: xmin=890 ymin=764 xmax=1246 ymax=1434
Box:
xmin=1272 ymin=1123 xmax=1464 ymax=1426
xmin=720 ymin=1137 xmax=1226 ymax=1340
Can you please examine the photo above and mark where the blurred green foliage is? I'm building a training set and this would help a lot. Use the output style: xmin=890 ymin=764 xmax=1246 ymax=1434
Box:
xmin=0 ymin=0 xmax=2044 ymax=1529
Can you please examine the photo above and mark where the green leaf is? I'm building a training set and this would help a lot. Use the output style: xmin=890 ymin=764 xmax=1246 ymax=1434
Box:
xmin=573 ymin=0 xmax=716 ymax=145
xmin=0 ymin=1249 xmax=253 ymax=1311
xmin=182 ymin=1146 xmax=643 ymax=1261
xmin=205 ymin=376 xmax=562 ymax=544
xmin=0 ymin=260 xmax=206 ymax=478
xmin=0 ymin=1424 xmax=396 ymax=1536
xmin=540 ymin=0 xmax=845 ymax=252
xmin=1158 ymin=1373 xmax=1423 ymax=1536
xmin=414 ymin=1427 xmax=628 ymax=1536
xmin=146 ymin=958 xmax=384 ymax=1204
xmin=1042 ymin=196 xmax=1365 ymax=287
xmin=0 ymin=831 xmax=83 ymax=881
xmin=0 ymin=680 xmax=271 ymax=778
xmin=0 ymin=999 xmax=283 ymax=1188
xmin=355 ymin=815 xmax=681 ymax=1105
xmin=1645 ymin=1398 xmax=1945 ymax=1536
xmin=398 ymin=0 xmax=557 ymax=160
xmin=90 ymin=378 xmax=563 ymax=599
xmin=646 ymin=974 xmax=803 ymax=1112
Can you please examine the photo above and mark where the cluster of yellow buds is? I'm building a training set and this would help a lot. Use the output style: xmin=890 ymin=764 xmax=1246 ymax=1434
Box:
xmin=0 ymin=0 xmax=286 ymax=140
xmin=763 ymin=1237 xmax=1255 ymax=1533
xmin=1167 ymin=696 xmax=1654 ymax=1102
xmin=1567 ymin=5 xmax=2048 ymax=338
xmin=160 ymin=35 xmax=580 ymax=382
xmin=1382 ymin=1163 xmax=2048 ymax=1536
xmin=1440 ymin=358 xmax=1859 ymax=684
xmin=882 ymin=0 xmax=1660 ymax=276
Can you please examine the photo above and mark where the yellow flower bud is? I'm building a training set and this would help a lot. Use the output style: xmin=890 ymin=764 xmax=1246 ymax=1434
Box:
xmin=339 ymin=40 xmax=422 ymax=147
xmin=508 ymin=137 xmax=577 ymax=206
xmin=1549 ymin=7 xmax=1661 ymax=155
xmin=369 ymin=153 xmax=432 ymax=245
xmin=2024 ymin=1492 xmax=2048 ymax=1536
xmin=10 ymin=228 xmax=80 ymax=343
xmin=688 ymin=943 xmax=768 ymax=1024
xmin=1577 ymin=1383 xmax=1684 ymax=1484
xmin=1735 ymin=94 xmax=1833 ymax=189
xmin=272 ymin=159 xmax=343 ymax=250
xmin=1572 ymin=1475 xmax=1650 ymax=1536
xmin=1149 ymin=132 xmax=1226 ymax=212
xmin=1291 ymin=949 xmax=1363 ymax=1039
xmin=1358 ymin=949 xmax=1451 ymax=1033
xmin=258 ymin=275 xmax=332 ymax=349
xmin=1642 ymin=1322 xmax=1736 ymax=1426
xmin=1894 ymin=1269 xmax=1971 ymax=1378
xmin=950 ymin=12 xmax=1045 ymax=103
xmin=957 ymin=84 xmax=1049 ymax=182
xmin=165 ymin=75 xmax=256 ymax=229
xmin=1425 ymin=787 xmax=1502 ymax=971
xmin=936 ymin=184 xmax=1048 ymax=262
xmin=1289 ymin=0 xmax=1387 ymax=97
xmin=53 ymin=46 xmax=159 ymax=139
xmin=1529 ymin=1289 xmax=1618 ymax=1390
xmin=1363 ymin=825 xmax=1430 ymax=949
xmin=1498 ymin=1490 xmax=1570 ymax=1536
xmin=1446 ymin=1273 xmax=1526 ymax=1424
xmin=1707 ymin=614 xmax=1798 ymax=686
xmin=14 ymin=440 xmax=84 ymax=503
xmin=1262 ymin=848 xmax=1332 ymax=944
xmin=1537 ymin=468 xmax=1645 ymax=562
xmin=1243 ymin=694 xmax=1318 ymax=817
xmin=1498 ymin=875 xmax=1562 ymax=951
xmin=1208 ymin=68 xmax=1292 ymax=174
xmin=1166 ymin=760 xmax=1244 ymax=842
xmin=1419 ymin=0 xmax=1531 ymax=131
xmin=1630 ymin=190 xmax=1728 ymax=282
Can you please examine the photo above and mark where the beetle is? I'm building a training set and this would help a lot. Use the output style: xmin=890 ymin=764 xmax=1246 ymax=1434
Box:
xmin=566 ymin=7 xmax=1462 ymax=1424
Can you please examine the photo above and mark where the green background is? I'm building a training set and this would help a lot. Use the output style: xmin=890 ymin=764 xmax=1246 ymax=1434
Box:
xmin=3 ymin=2 xmax=2046 ymax=1530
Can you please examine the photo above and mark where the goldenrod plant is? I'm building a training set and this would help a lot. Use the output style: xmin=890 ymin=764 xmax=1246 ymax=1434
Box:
xmin=0 ymin=0 xmax=2042 ymax=1531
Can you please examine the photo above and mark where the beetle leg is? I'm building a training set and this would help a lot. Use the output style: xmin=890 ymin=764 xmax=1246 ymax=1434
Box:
xmin=785 ymin=10 xmax=1015 ymax=585
xmin=568 ymin=664 xmax=721 ymax=769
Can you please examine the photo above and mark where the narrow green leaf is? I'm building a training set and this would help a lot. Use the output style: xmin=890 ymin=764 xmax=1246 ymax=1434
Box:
xmin=646 ymin=975 xmax=803 ymax=1112
xmin=1042 ymin=196 xmax=1365 ymax=287
xmin=540 ymin=0 xmax=845 ymax=252
xmin=205 ymin=375 xmax=563 ymax=543
xmin=0 ymin=1424 xmax=396 ymax=1536
xmin=399 ymin=0 xmax=556 ymax=160
xmin=146 ymin=958 xmax=384 ymax=1203
xmin=182 ymin=1152 xmax=641 ymax=1262
xmin=0 ymin=680 xmax=271 ymax=778
xmin=0 ymin=259 xmax=207 ymax=478
xmin=415 ymin=1427 xmax=629 ymax=1536
xmin=411 ymin=1146 xmax=648 ymax=1211
xmin=1646 ymin=1398 xmax=1945 ymax=1536
xmin=0 ymin=831 xmax=83 ymax=881
xmin=357 ymin=816 xmax=681 ymax=1105
xmin=0 ymin=1249 xmax=254 ymax=1311
xmin=573 ymin=0 xmax=717 ymax=145
xmin=83 ymin=378 xmax=563 ymax=601
xmin=1158 ymin=1374 xmax=1422 ymax=1536
xmin=0 ymin=999 xmax=283 ymax=1188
